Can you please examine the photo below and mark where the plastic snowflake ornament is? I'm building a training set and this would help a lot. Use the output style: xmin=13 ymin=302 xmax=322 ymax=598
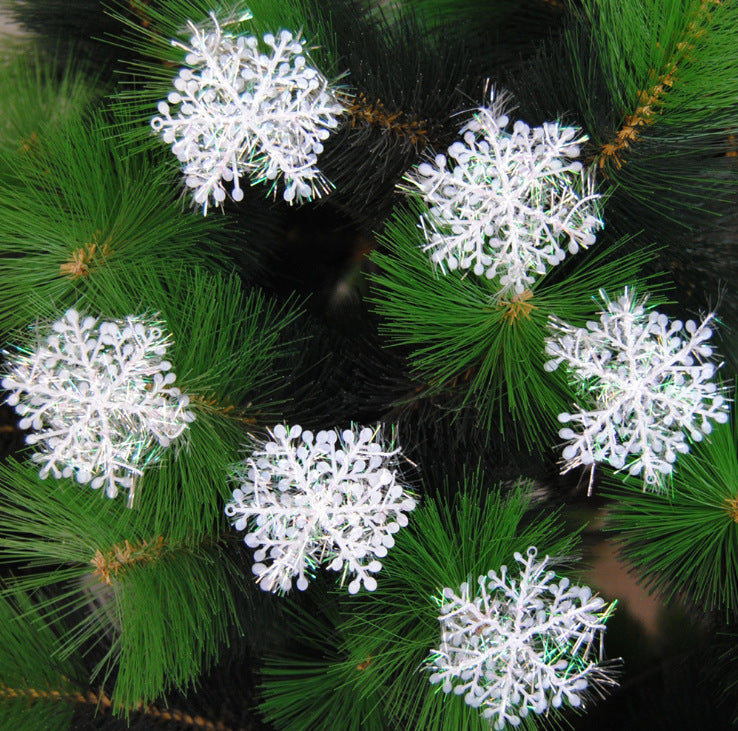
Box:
xmin=403 ymin=90 xmax=602 ymax=297
xmin=224 ymin=424 xmax=416 ymax=594
xmin=544 ymin=288 xmax=730 ymax=492
xmin=151 ymin=11 xmax=346 ymax=213
xmin=2 ymin=309 xmax=194 ymax=499
xmin=427 ymin=547 xmax=616 ymax=730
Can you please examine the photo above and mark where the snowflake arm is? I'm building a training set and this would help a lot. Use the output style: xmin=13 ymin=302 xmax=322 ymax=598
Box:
xmin=151 ymin=13 xmax=346 ymax=213
xmin=427 ymin=547 xmax=616 ymax=730
xmin=2 ymin=309 xmax=193 ymax=498
xmin=403 ymin=89 xmax=603 ymax=296
xmin=544 ymin=288 xmax=730 ymax=491
xmin=224 ymin=424 xmax=416 ymax=594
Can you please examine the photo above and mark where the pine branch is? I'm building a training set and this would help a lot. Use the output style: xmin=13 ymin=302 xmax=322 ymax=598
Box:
xmin=345 ymin=91 xmax=430 ymax=149
xmin=605 ymin=399 xmax=738 ymax=617
xmin=568 ymin=0 xmax=738 ymax=232
xmin=0 ymin=102 xmax=230 ymax=336
xmin=592 ymin=0 xmax=725 ymax=172
xmin=369 ymin=198 xmax=659 ymax=445
xmin=0 ymin=459 xmax=245 ymax=708
xmin=261 ymin=475 xmax=593 ymax=730
xmin=0 ymin=684 xmax=253 ymax=731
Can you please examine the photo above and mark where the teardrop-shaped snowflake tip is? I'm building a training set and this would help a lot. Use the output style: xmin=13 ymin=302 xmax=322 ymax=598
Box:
xmin=544 ymin=288 xmax=730 ymax=492
xmin=224 ymin=424 xmax=417 ymax=594
xmin=427 ymin=547 xmax=617 ymax=730
xmin=2 ymin=309 xmax=194 ymax=498
xmin=151 ymin=11 xmax=347 ymax=213
xmin=403 ymin=89 xmax=603 ymax=297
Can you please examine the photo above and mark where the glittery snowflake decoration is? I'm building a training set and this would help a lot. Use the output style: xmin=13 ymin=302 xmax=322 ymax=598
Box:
xmin=427 ymin=547 xmax=616 ymax=730
xmin=2 ymin=309 xmax=194 ymax=498
xmin=403 ymin=89 xmax=602 ymax=297
xmin=151 ymin=11 xmax=346 ymax=213
xmin=224 ymin=423 xmax=416 ymax=594
xmin=544 ymin=288 xmax=730 ymax=491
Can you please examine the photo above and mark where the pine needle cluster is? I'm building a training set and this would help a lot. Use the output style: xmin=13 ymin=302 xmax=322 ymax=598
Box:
xmin=0 ymin=0 xmax=736 ymax=728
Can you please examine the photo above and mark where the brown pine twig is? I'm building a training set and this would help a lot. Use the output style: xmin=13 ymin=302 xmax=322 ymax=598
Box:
xmin=90 ymin=536 xmax=167 ymax=586
xmin=346 ymin=92 xmax=429 ymax=148
xmin=596 ymin=0 xmax=721 ymax=172
xmin=0 ymin=684 xmax=250 ymax=731
xmin=60 ymin=232 xmax=113 ymax=279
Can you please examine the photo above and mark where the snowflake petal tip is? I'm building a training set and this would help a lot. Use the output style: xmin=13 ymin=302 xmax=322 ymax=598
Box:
xmin=225 ymin=423 xmax=415 ymax=594
xmin=546 ymin=288 xmax=731 ymax=491
xmin=152 ymin=14 xmax=346 ymax=213
xmin=3 ymin=311 xmax=193 ymax=496
xmin=404 ymin=87 xmax=602 ymax=294
xmin=427 ymin=547 xmax=616 ymax=726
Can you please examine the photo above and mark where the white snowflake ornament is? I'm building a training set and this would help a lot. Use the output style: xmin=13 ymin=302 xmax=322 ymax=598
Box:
xmin=2 ymin=309 xmax=194 ymax=498
xmin=224 ymin=424 xmax=416 ymax=594
xmin=403 ymin=90 xmax=602 ymax=296
xmin=151 ymin=12 xmax=346 ymax=213
xmin=544 ymin=288 xmax=730 ymax=491
xmin=427 ymin=547 xmax=616 ymax=730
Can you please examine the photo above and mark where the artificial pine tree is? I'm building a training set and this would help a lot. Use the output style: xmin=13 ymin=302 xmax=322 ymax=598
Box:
xmin=0 ymin=0 xmax=737 ymax=729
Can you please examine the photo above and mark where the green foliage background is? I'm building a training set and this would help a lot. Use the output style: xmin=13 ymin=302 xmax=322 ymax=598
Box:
xmin=1 ymin=0 xmax=737 ymax=729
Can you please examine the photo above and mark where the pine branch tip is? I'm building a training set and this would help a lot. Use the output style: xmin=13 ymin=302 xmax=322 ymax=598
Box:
xmin=90 ymin=536 xmax=167 ymax=585
xmin=725 ymin=495 xmax=738 ymax=523
xmin=59 ymin=233 xmax=113 ymax=279
xmin=498 ymin=289 xmax=537 ymax=325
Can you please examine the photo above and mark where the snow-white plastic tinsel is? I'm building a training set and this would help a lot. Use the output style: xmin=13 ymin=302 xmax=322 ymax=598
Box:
xmin=2 ymin=309 xmax=194 ymax=498
xmin=427 ymin=547 xmax=616 ymax=730
xmin=544 ymin=288 xmax=730 ymax=491
xmin=403 ymin=89 xmax=602 ymax=297
xmin=224 ymin=424 xmax=417 ymax=594
xmin=151 ymin=11 xmax=346 ymax=213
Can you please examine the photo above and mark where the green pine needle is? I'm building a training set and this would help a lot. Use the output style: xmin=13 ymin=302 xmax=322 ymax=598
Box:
xmin=392 ymin=0 xmax=567 ymax=59
xmin=261 ymin=471 xmax=585 ymax=730
xmin=564 ymin=0 xmax=738 ymax=222
xmin=110 ymin=541 xmax=241 ymax=708
xmin=106 ymin=0 xmax=345 ymax=152
xmin=0 ymin=107 xmax=230 ymax=337
xmin=0 ymin=458 xmax=243 ymax=709
xmin=0 ymin=52 xmax=100 ymax=162
xmin=0 ymin=585 xmax=83 ymax=731
xmin=605 ymin=406 xmax=738 ymax=618
xmin=577 ymin=0 xmax=736 ymax=129
xmin=259 ymin=591 xmax=388 ymax=731
xmin=369 ymin=200 xmax=658 ymax=446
